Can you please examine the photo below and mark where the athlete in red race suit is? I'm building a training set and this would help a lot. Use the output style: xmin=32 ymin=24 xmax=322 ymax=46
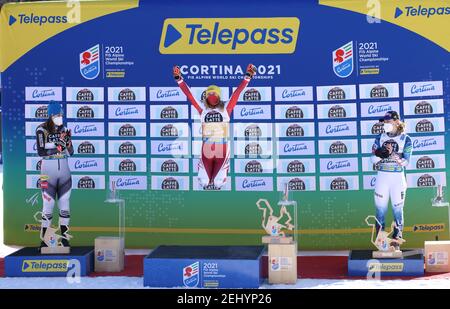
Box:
xmin=173 ymin=64 xmax=257 ymax=189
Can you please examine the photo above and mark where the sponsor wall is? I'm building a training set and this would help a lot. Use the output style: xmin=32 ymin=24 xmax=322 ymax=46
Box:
xmin=1 ymin=0 xmax=449 ymax=248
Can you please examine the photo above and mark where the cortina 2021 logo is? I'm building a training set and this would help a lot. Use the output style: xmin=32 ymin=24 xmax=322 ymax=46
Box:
xmin=332 ymin=41 xmax=353 ymax=78
xmin=183 ymin=262 xmax=200 ymax=288
xmin=80 ymin=45 xmax=100 ymax=80
xmin=160 ymin=17 xmax=299 ymax=54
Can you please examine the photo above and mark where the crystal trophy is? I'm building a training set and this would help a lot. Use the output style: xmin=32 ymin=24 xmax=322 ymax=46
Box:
xmin=257 ymin=184 xmax=297 ymax=244
xmin=365 ymin=216 xmax=405 ymax=258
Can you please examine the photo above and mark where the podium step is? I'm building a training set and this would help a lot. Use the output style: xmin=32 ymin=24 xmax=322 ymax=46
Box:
xmin=144 ymin=245 xmax=265 ymax=288
xmin=348 ymin=250 xmax=424 ymax=277
xmin=5 ymin=247 xmax=94 ymax=277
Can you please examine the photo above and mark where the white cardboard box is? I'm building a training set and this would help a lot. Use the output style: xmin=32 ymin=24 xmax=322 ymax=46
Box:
xmin=94 ymin=236 xmax=124 ymax=272
xmin=268 ymin=243 xmax=297 ymax=284
xmin=425 ymin=240 xmax=450 ymax=273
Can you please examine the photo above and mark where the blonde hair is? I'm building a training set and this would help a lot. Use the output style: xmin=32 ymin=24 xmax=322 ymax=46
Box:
xmin=396 ymin=120 xmax=406 ymax=133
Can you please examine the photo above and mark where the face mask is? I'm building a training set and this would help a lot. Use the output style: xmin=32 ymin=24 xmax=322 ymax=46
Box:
xmin=384 ymin=123 xmax=394 ymax=133
xmin=53 ymin=116 xmax=63 ymax=126
xmin=207 ymin=94 xmax=219 ymax=106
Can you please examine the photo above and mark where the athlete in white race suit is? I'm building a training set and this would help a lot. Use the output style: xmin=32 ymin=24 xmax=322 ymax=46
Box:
xmin=173 ymin=64 xmax=257 ymax=189
xmin=371 ymin=111 xmax=412 ymax=249
xmin=35 ymin=102 xmax=74 ymax=249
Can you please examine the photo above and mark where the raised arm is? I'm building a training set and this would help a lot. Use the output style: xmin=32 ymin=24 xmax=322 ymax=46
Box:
xmin=173 ymin=66 xmax=203 ymax=114
xmin=226 ymin=64 xmax=257 ymax=115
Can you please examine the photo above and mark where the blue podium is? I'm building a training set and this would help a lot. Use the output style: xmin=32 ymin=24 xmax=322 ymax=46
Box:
xmin=5 ymin=247 xmax=94 ymax=277
xmin=144 ymin=245 xmax=265 ymax=288
xmin=348 ymin=250 xmax=424 ymax=277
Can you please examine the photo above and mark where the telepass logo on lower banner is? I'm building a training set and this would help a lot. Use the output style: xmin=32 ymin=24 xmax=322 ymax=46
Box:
xmin=21 ymin=260 xmax=69 ymax=272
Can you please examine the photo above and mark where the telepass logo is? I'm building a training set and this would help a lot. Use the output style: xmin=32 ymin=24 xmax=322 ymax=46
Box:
xmin=160 ymin=18 xmax=300 ymax=54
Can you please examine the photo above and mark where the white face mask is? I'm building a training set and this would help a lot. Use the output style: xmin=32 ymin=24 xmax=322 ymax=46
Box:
xmin=53 ymin=116 xmax=63 ymax=126
xmin=384 ymin=123 xmax=394 ymax=133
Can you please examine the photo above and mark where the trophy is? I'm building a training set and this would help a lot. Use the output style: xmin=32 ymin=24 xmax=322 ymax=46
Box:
xmin=105 ymin=180 xmax=125 ymax=241
xmin=34 ymin=211 xmax=72 ymax=254
xmin=256 ymin=184 xmax=297 ymax=244
xmin=95 ymin=180 xmax=126 ymax=272
xmin=257 ymin=184 xmax=298 ymax=284
xmin=365 ymin=215 xmax=405 ymax=258
xmin=432 ymin=185 xmax=449 ymax=207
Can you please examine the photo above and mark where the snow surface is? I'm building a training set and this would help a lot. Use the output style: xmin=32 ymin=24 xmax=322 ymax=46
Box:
xmin=0 ymin=276 xmax=449 ymax=289
xmin=1 ymin=165 xmax=450 ymax=288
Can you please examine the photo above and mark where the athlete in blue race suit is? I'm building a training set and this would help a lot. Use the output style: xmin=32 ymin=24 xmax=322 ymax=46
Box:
xmin=371 ymin=111 xmax=412 ymax=250
xmin=35 ymin=102 xmax=74 ymax=249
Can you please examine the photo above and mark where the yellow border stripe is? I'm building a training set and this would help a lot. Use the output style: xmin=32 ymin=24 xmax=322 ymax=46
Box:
xmin=0 ymin=0 xmax=139 ymax=72
xmin=319 ymin=0 xmax=450 ymax=52
xmin=68 ymin=226 xmax=421 ymax=235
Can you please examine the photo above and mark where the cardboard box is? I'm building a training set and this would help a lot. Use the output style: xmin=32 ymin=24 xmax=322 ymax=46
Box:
xmin=94 ymin=237 xmax=124 ymax=272
xmin=262 ymin=236 xmax=293 ymax=244
xmin=425 ymin=241 xmax=450 ymax=273
xmin=268 ymin=243 xmax=297 ymax=284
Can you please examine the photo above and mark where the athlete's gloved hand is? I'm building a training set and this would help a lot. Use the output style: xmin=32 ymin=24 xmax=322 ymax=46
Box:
xmin=375 ymin=146 xmax=390 ymax=159
xmin=55 ymin=130 xmax=70 ymax=153
xmin=173 ymin=65 xmax=182 ymax=81
xmin=61 ymin=129 xmax=72 ymax=147
xmin=55 ymin=139 xmax=66 ymax=153
xmin=245 ymin=64 xmax=257 ymax=79
xmin=55 ymin=143 xmax=65 ymax=153
xmin=385 ymin=143 xmax=393 ymax=154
